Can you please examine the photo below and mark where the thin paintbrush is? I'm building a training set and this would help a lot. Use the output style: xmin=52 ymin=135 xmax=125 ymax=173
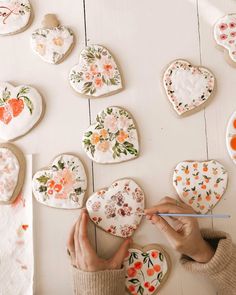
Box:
xmin=134 ymin=212 xmax=231 ymax=219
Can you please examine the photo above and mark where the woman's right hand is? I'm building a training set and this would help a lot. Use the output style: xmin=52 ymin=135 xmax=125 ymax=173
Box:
xmin=145 ymin=197 xmax=215 ymax=263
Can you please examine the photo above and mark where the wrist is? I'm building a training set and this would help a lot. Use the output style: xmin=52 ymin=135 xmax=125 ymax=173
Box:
xmin=190 ymin=240 xmax=215 ymax=263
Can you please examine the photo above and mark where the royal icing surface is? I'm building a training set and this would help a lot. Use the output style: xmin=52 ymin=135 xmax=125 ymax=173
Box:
xmin=0 ymin=0 xmax=31 ymax=35
xmin=32 ymin=154 xmax=87 ymax=209
xmin=124 ymin=246 xmax=170 ymax=295
xmin=86 ymin=179 xmax=145 ymax=238
xmin=69 ymin=44 xmax=122 ymax=97
xmin=173 ymin=160 xmax=228 ymax=214
xmin=0 ymin=148 xmax=19 ymax=202
xmin=31 ymin=26 xmax=74 ymax=64
xmin=163 ymin=60 xmax=215 ymax=115
xmin=226 ymin=111 xmax=236 ymax=164
xmin=0 ymin=82 xmax=43 ymax=141
xmin=214 ymin=14 xmax=236 ymax=62
xmin=82 ymin=107 xmax=139 ymax=164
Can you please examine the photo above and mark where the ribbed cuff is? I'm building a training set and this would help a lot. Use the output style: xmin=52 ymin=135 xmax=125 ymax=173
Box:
xmin=72 ymin=267 xmax=126 ymax=295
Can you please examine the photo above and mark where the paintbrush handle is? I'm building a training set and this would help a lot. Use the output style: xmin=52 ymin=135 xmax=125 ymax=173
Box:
xmin=157 ymin=213 xmax=231 ymax=218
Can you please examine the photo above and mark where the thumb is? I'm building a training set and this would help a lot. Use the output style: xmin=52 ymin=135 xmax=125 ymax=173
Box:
xmin=109 ymin=238 xmax=132 ymax=269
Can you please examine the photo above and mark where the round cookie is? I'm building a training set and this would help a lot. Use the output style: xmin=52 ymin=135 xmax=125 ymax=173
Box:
xmin=226 ymin=110 xmax=236 ymax=164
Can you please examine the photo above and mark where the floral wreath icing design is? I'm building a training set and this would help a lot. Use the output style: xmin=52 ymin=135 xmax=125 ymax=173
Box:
xmin=0 ymin=0 xmax=31 ymax=35
xmin=0 ymin=82 xmax=43 ymax=141
xmin=31 ymin=14 xmax=74 ymax=64
xmin=163 ymin=60 xmax=215 ymax=115
xmin=214 ymin=14 xmax=236 ymax=63
xmin=173 ymin=160 xmax=228 ymax=214
xmin=226 ymin=111 xmax=236 ymax=164
xmin=32 ymin=154 xmax=87 ymax=209
xmin=69 ymin=44 xmax=122 ymax=97
xmin=124 ymin=244 xmax=171 ymax=295
xmin=82 ymin=106 xmax=139 ymax=164
xmin=86 ymin=179 xmax=145 ymax=238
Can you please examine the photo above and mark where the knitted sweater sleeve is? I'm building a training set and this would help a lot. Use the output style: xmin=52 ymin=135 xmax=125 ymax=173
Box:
xmin=180 ymin=229 xmax=236 ymax=295
xmin=72 ymin=267 xmax=126 ymax=295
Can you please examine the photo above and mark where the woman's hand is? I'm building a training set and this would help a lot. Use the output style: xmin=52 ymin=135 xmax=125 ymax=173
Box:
xmin=67 ymin=209 xmax=132 ymax=272
xmin=145 ymin=197 xmax=215 ymax=263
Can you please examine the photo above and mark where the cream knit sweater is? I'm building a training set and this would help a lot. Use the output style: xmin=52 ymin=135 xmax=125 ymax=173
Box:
xmin=72 ymin=230 xmax=236 ymax=295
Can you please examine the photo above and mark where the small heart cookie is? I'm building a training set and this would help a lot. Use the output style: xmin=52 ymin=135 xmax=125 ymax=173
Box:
xmin=163 ymin=60 xmax=215 ymax=115
xmin=0 ymin=143 xmax=25 ymax=205
xmin=0 ymin=0 xmax=31 ymax=36
xmin=32 ymin=154 xmax=87 ymax=209
xmin=124 ymin=244 xmax=171 ymax=295
xmin=214 ymin=14 xmax=236 ymax=65
xmin=173 ymin=160 xmax=228 ymax=214
xmin=86 ymin=179 xmax=145 ymax=238
xmin=226 ymin=111 xmax=236 ymax=164
xmin=82 ymin=107 xmax=139 ymax=164
xmin=31 ymin=14 xmax=74 ymax=64
xmin=0 ymin=82 xmax=43 ymax=141
xmin=69 ymin=44 xmax=122 ymax=97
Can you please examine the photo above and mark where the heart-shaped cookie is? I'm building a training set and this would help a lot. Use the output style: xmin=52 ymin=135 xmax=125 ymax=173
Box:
xmin=31 ymin=14 xmax=74 ymax=64
xmin=163 ymin=60 xmax=215 ymax=115
xmin=214 ymin=14 xmax=236 ymax=64
xmin=82 ymin=107 xmax=139 ymax=164
xmin=0 ymin=143 xmax=25 ymax=205
xmin=86 ymin=179 xmax=145 ymax=238
xmin=124 ymin=244 xmax=171 ymax=295
xmin=173 ymin=160 xmax=228 ymax=214
xmin=32 ymin=154 xmax=87 ymax=209
xmin=226 ymin=111 xmax=236 ymax=164
xmin=0 ymin=82 xmax=43 ymax=141
xmin=69 ymin=44 xmax=122 ymax=97
xmin=0 ymin=0 xmax=31 ymax=36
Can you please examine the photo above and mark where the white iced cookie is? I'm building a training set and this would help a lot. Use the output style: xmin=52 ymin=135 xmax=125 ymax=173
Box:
xmin=86 ymin=179 xmax=145 ymax=238
xmin=214 ymin=14 xmax=236 ymax=65
xmin=0 ymin=143 xmax=25 ymax=205
xmin=69 ymin=44 xmax=122 ymax=97
xmin=124 ymin=244 xmax=171 ymax=295
xmin=82 ymin=106 xmax=139 ymax=164
xmin=0 ymin=0 xmax=31 ymax=36
xmin=31 ymin=14 xmax=74 ymax=64
xmin=0 ymin=82 xmax=43 ymax=141
xmin=226 ymin=111 xmax=236 ymax=164
xmin=32 ymin=154 xmax=87 ymax=209
xmin=173 ymin=160 xmax=228 ymax=214
xmin=163 ymin=60 xmax=215 ymax=115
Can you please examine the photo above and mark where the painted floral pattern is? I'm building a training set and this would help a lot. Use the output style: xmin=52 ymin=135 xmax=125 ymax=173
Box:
xmin=226 ymin=110 xmax=236 ymax=164
xmin=124 ymin=246 xmax=170 ymax=295
xmin=32 ymin=154 xmax=87 ymax=209
xmin=214 ymin=14 xmax=236 ymax=62
xmin=0 ymin=0 xmax=31 ymax=35
xmin=173 ymin=160 xmax=228 ymax=214
xmin=83 ymin=107 xmax=139 ymax=164
xmin=86 ymin=179 xmax=145 ymax=238
xmin=163 ymin=60 xmax=215 ymax=115
xmin=69 ymin=44 xmax=122 ymax=97
xmin=31 ymin=26 xmax=74 ymax=64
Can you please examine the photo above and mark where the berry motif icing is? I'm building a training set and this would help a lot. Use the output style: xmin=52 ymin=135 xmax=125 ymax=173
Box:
xmin=214 ymin=14 xmax=236 ymax=63
xmin=173 ymin=160 xmax=228 ymax=214
xmin=226 ymin=111 xmax=236 ymax=164
xmin=0 ymin=0 xmax=31 ymax=35
xmin=82 ymin=107 xmax=139 ymax=164
xmin=32 ymin=154 xmax=87 ymax=209
xmin=86 ymin=179 xmax=145 ymax=238
xmin=69 ymin=45 xmax=122 ymax=97
xmin=124 ymin=245 xmax=170 ymax=295
xmin=0 ymin=82 xmax=43 ymax=141
xmin=163 ymin=60 xmax=215 ymax=115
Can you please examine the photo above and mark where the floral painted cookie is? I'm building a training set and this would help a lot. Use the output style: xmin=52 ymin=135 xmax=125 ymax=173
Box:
xmin=86 ymin=179 xmax=145 ymax=238
xmin=163 ymin=60 xmax=215 ymax=115
xmin=0 ymin=82 xmax=43 ymax=141
xmin=0 ymin=0 xmax=31 ymax=36
xmin=124 ymin=244 xmax=171 ymax=295
xmin=0 ymin=143 xmax=25 ymax=205
xmin=82 ymin=107 xmax=139 ymax=164
xmin=31 ymin=14 xmax=74 ymax=64
xmin=173 ymin=160 xmax=228 ymax=214
xmin=214 ymin=14 xmax=236 ymax=65
xmin=32 ymin=154 xmax=87 ymax=209
xmin=69 ymin=45 xmax=122 ymax=97
xmin=226 ymin=111 xmax=236 ymax=164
